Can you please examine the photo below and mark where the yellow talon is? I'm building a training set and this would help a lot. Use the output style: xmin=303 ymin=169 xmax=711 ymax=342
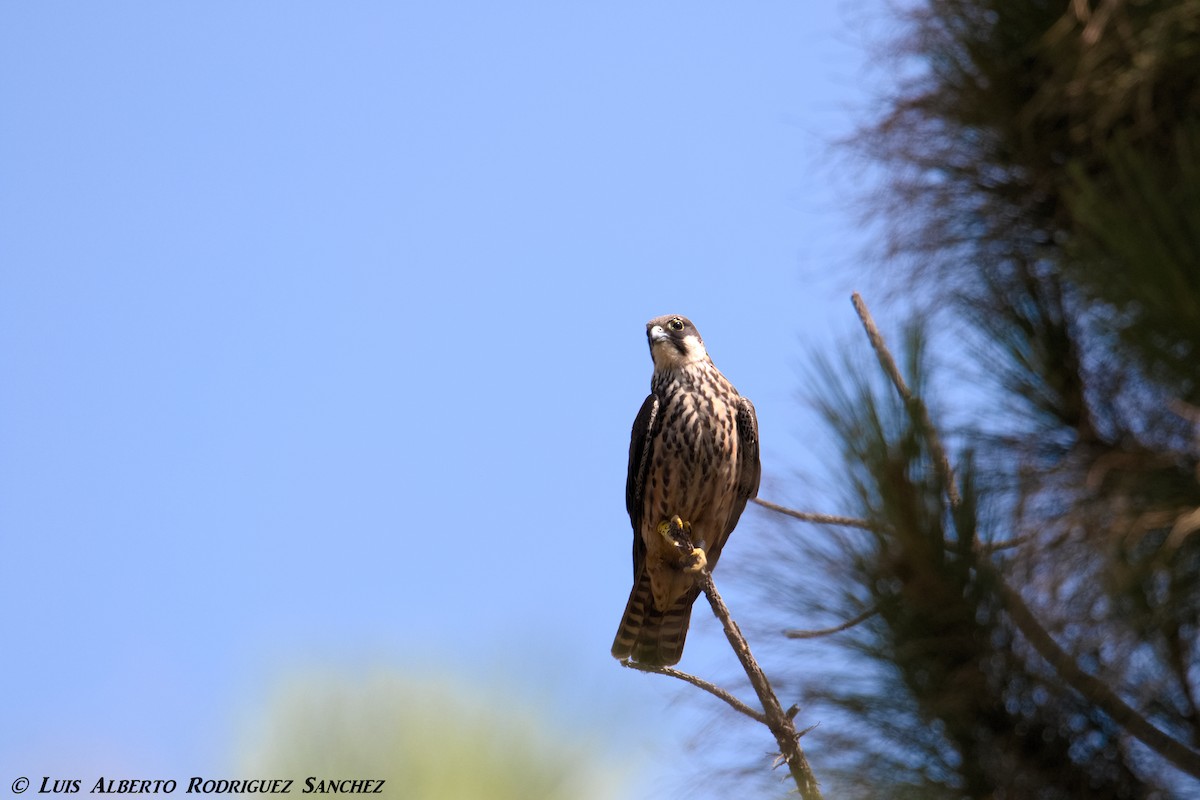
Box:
xmin=658 ymin=516 xmax=693 ymax=548
xmin=687 ymin=547 xmax=708 ymax=573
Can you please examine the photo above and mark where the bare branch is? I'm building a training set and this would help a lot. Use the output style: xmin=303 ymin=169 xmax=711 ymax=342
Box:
xmin=695 ymin=570 xmax=824 ymax=800
xmin=752 ymin=497 xmax=877 ymax=530
xmin=625 ymin=517 xmax=823 ymax=798
xmin=618 ymin=659 xmax=767 ymax=725
xmin=851 ymin=291 xmax=962 ymax=507
xmin=784 ymin=607 xmax=879 ymax=640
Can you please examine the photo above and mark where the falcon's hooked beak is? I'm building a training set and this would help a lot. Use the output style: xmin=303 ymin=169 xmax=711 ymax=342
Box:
xmin=648 ymin=325 xmax=672 ymax=345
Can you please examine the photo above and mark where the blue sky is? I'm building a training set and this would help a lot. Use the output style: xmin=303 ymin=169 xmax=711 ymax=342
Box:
xmin=1 ymin=2 xmax=892 ymax=795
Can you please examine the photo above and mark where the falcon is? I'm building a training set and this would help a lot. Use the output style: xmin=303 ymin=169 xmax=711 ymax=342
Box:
xmin=611 ymin=314 xmax=760 ymax=666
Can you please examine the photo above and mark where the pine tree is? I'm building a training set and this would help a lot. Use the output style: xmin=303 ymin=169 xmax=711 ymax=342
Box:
xmin=770 ymin=2 xmax=1200 ymax=796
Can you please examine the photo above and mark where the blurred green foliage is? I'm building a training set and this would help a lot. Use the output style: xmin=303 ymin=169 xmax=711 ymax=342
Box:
xmin=239 ymin=672 xmax=627 ymax=800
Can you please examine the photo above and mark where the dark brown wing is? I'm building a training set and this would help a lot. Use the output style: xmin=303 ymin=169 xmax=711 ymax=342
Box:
xmin=625 ymin=392 xmax=660 ymax=579
xmin=727 ymin=395 xmax=761 ymax=532
xmin=613 ymin=392 xmax=671 ymax=664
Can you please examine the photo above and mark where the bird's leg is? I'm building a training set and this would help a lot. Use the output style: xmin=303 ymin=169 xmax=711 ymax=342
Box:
xmin=657 ymin=515 xmax=707 ymax=573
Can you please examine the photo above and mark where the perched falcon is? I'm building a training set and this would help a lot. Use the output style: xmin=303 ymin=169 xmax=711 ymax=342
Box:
xmin=611 ymin=314 xmax=761 ymax=666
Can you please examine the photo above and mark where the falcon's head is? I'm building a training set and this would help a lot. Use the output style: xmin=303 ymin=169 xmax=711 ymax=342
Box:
xmin=646 ymin=314 xmax=709 ymax=370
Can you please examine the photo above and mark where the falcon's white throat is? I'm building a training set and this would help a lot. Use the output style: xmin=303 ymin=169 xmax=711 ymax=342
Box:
xmin=649 ymin=327 xmax=710 ymax=370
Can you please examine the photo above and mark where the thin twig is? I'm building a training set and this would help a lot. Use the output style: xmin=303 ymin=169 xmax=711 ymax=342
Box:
xmin=851 ymin=292 xmax=962 ymax=507
xmin=697 ymin=570 xmax=824 ymax=800
xmin=618 ymin=659 xmax=767 ymax=724
xmin=784 ymin=607 xmax=879 ymax=639
xmin=757 ymin=493 xmax=1030 ymax=558
xmin=979 ymin=536 xmax=1030 ymax=553
xmin=752 ymin=497 xmax=877 ymax=530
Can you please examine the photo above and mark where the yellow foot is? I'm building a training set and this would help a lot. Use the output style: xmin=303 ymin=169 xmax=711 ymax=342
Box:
xmin=657 ymin=516 xmax=703 ymax=569
xmin=657 ymin=515 xmax=691 ymax=545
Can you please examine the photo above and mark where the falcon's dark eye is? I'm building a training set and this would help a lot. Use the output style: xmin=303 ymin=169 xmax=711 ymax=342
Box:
xmin=668 ymin=319 xmax=684 ymax=332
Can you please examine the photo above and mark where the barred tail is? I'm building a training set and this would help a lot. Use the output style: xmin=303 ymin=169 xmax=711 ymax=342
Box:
xmin=610 ymin=570 xmax=700 ymax=667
